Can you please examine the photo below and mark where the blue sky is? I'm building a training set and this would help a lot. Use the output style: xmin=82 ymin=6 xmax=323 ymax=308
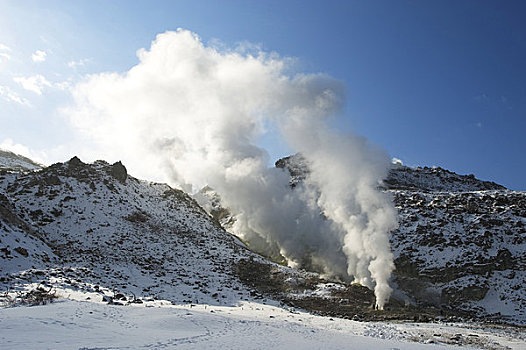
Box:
xmin=0 ymin=0 xmax=525 ymax=190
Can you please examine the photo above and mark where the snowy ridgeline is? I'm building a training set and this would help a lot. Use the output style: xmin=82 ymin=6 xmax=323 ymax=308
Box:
xmin=384 ymin=163 xmax=505 ymax=192
xmin=0 ymin=149 xmax=42 ymax=172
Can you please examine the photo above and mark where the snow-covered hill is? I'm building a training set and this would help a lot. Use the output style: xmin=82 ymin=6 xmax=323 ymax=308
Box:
xmin=0 ymin=155 xmax=286 ymax=306
xmin=0 ymin=149 xmax=42 ymax=172
xmin=275 ymin=154 xmax=526 ymax=325
xmin=391 ymin=185 xmax=526 ymax=325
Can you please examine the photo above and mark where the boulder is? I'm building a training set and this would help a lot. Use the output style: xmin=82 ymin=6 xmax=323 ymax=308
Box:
xmin=109 ymin=161 xmax=127 ymax=183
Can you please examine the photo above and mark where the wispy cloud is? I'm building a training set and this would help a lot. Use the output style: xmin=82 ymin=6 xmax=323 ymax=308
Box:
xmin=473 ymin=93 xmax=488 ymax=101
xmin=13 ymin=75 xmax=52 ymax=95
xmin=0 ymin=52 xmax=10 ymax=62
xmin=68 ymin=58 xmax=91 ymax=69
xmin=0 ymin=44 xmax=11 ymax=66
xmin=0 ymin=85 xmax=30 ymax=105
xmin=473 ymin=93 xmax=513 ymax=112
xmin=31 ymin=49 xmax=47 ymax=62
xmin=500 ymin=95 xmax=513 ymax=110
xmin=54 ymin=80 xmax=71 ymax=91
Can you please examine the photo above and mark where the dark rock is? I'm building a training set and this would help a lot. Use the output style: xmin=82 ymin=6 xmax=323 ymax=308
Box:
xmin=496 ymin=248 xmax=514 ymax=270
xmin=43 ymin=175 xmax=62 ymax=186
xmin=114 ymin=293 xmax=127 ymax=301
xmin=441 ymin=285 xmax=489 ymax=304
xmin=14 ymin=247 xmax=29 ymax=257
xmin=1 ymin=247 xmax=12 ymax=258
xmin=109 ymin=161 xmax=127 ymax=183
xmin=124 ymin=211 xmax=149 ymax=223
xmin=68 ymin=156 xmax=83 ymax=169
xmin=50 ymin=208 xmax=62 ymax=217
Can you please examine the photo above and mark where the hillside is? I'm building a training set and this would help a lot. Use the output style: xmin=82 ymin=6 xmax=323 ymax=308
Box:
xmin=1 ymin=152 xmax=525 ymax=321
xmin=1 ymin=152 xmax=525 ymax=349
xmin=0 ymin=149 xmax=42 ymax=172
xmin=274 ymin=154 xmax=526 ymax=325
xmin=0 ymin=154 xmax=288 ymax=306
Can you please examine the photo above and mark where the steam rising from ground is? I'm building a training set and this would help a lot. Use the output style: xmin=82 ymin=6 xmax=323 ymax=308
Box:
xmin=67 ymin=29 xmax=398 ymax=308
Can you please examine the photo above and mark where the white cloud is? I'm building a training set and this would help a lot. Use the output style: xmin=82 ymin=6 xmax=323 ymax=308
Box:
xmin=0 ymin=52 xmax=10 ymax=62
xmin=13 ymin=75 xmax=52 ymax=95
xmin=0 ymin=44 xmax=11 ymax=66
xmin=13 ymin=74 xmax=69 ymax=95
xmin=67 ymin=58 xmax=91 ymax=69
xmin=0 ymin=85 xmax=30 ymax=105
xmin=54 ymin=80 xmax=71 ymax=91
xmin=1 ymin=138 xmax=35 ymax=159
xmin=31 ymin=49 xmax=47 ymax=62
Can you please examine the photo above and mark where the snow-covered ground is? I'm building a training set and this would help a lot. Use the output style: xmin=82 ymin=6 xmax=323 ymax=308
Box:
xmin=1 ymin=290 xmax=524 ymax=350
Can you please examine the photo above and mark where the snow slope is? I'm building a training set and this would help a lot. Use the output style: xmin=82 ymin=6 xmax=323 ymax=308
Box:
xmin=0 ymin=149 xmax=42 ymax=172
xmin=273 ymin=154 xmax=526 ymax=325
xmin=0 ymin=156 xmax=282 ymax=306
xmin=1 ymin=293 xmax=524 ymax=350
xmin=391 ymin=189 xmax=526 ymax=324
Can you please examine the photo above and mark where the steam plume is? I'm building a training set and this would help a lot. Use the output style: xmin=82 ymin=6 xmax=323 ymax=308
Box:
xmin=67 ymin=29 xmax=398 ymax=308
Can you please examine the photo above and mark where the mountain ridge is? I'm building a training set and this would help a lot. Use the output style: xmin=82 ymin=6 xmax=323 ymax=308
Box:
xmin=0 ymin=155 xmax=287 ymax=307
xmin=1 ymin=151 xmax=525 ymax=326
xmin=275 ymin=153 xmax=507 ymax=192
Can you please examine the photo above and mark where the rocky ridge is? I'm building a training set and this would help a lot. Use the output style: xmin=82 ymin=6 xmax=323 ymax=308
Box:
xmin=0 ymin=153 xmax=294 ymax=306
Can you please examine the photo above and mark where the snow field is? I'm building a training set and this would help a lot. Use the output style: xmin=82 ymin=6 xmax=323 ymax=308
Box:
xmin=1 ymin=289 xmax=525 ymax=350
